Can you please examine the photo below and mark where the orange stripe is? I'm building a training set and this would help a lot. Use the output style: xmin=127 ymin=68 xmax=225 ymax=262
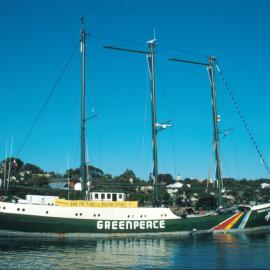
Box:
xmin=213 ymin=212 xmax=243 ymax=230
xmin=224 ymin=212 xmax=244 ymax=229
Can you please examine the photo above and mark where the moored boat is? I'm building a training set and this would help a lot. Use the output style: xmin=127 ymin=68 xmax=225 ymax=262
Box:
xmin=0 ymin=18 xmax=269 ymax=238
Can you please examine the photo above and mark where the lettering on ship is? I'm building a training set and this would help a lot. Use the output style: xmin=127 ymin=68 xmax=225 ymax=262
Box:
xmin=97 ymin=220 xmax=166 ymax=230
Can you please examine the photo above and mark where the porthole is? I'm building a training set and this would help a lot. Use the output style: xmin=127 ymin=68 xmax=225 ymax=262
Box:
xmin=46 ymin=211 xmax=49 ymax=214
xmin=161 ymin=214 xmax=163 ymax=217
xmin=22 ymin=209 xmax=25 ymax=212
xmin=79 ymin=213 xmax=82 ymax=216
xmin=94 ymin=214 xmax=96 ymax=217
xmin=164 ymin=214 xmax=167 ymax=217
xmin=140 ymin=215 xmax=143 ymax=218
xmin=17 ymin=208 xmax=20 ymax=211
xmin=3 ymin=207 xmax=6 ymax=210
xmin=144 ymin=215 xmax=147 ymax=218
xmin=75 ymin=213 xmax=78 ymax=216
xmin=98 ymin=214 xmax=100 ymax=217
xmin=127 ymin=215 xmax=130 ymax=218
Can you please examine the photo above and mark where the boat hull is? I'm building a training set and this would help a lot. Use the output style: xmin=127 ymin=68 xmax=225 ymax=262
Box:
xmin=0 ymin=202 xmax=269 ymax=236
xmin=0 ymin=211 xmax=232 ymax=234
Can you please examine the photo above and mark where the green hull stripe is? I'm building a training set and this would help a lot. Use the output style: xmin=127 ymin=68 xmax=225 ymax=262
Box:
xmin=0 ymin=213 xmax=234 ymax=234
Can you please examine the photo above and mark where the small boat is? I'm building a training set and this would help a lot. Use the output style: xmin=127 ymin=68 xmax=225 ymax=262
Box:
xmin=0 ymin=18 xmax=269 ymax=238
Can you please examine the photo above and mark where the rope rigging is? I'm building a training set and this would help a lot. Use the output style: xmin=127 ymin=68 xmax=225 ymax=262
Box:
xmin=215 ymin=62 xmax=270 ymax=177
xmin=16 ymin=41 xmax=80 ymax=157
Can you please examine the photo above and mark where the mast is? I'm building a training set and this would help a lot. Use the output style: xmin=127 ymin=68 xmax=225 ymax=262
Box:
xmin=169 ymin=55 xmax=223 ymax=208
xmin=103 ymin=38 xmax=159 ymax=205
xmin=147 ymin=39 xmax=159 ymax=205
xmin=80 ymin=17 xmax=86 ymax=198
xmin=208 ymin=56 xmax=222 ymax=208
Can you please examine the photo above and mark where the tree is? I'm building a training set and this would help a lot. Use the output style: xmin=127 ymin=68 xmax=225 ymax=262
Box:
xmin=1 ymin=157 xmax=24 ymax=174
xmin=64 ymin=165 xmax=104 ymax=180
xmin=22 ymin=163 xmax=44 ymax=174
xmin=196 ymin=193 xmax=217 ymax=210
xmin=158 ymin=174 xmax=174 ymax=185
xmin=113 ymin=169 xmax=139 ymax=183
xmin=25 ymin=175 xmax=49 ymax=187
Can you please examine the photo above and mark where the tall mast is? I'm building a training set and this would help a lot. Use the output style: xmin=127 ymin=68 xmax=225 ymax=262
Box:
xmin=80 ymin=16 xmax=86 ymax=197
xmin=103 ymin=38 xmax=159 ymax=205
xmin=169 ymin=55 xmax=223 ymax=208
xmin=208 ymin=56 xmax=222 ymax=208
xmin=147 ymin=39 xmax=158 ymax=205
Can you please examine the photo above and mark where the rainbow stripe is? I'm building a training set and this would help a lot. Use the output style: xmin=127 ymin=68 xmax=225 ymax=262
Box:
xmin=212 ymin=212 xmax=244 ymax=230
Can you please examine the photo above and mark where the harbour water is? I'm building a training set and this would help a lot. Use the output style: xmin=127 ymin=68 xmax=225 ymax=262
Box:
xmin=0 ymin=231 xmax=269 ymax=269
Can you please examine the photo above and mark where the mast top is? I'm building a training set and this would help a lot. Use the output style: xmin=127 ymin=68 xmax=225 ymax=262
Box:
xmin=208 ymin=56 xmax=217 ymax=65
xmin=147 ymin=38 xmax=157 ymax=47
xmin=80 ymin=16 xmax=85 ymax=32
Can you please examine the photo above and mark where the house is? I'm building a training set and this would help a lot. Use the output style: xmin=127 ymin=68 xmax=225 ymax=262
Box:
xmin=261 ymin=183 xmax=270 ymax=189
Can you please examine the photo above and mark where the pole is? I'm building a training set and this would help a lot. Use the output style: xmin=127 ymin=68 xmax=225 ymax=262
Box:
xmin=80 ymin=17 xmax=86 ymax=198
xmin=147 ymin=40 xmax=158 ymax=205
xmin=208 ymin=56 xmax=222 ymax=208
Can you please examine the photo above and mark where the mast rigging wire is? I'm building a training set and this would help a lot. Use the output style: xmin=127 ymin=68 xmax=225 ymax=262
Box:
xmin=16 ymin=41 xmax=80 ymax=157
xmin=215 ymin=62 xmax=270 ymax=177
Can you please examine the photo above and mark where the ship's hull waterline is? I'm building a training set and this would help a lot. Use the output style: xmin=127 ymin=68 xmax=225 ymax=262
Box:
xmin=0 ymin=202 xmax=269 ymax=237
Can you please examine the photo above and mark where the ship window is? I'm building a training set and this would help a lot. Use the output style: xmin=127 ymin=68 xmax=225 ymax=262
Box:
xmin=101 ymin=193 xmax=105 ymax=200
xmin=3 ymin=207 xmax=6 ymax=210
xmin=95 ymin=193 xmax=99 ymax=199
xmin=17 ymin=208 xmax=20 ymax=211
xmin=94 ymin=214 xmax=96 ymax=217
xmin=98 ymin=214 xmax=100 ymax=217
xmin=22 ymin=209 xmax=25 ymax=212
xmin=107 ymin=194 xmax=111 ymax=199
xmin=140 ymin=215 xmax=143 ymax=218
xmin=75 ymin=213 xmax=78 ymax=216
xmin=46 ymin=211 xmax=49 ymax=214
xmin=119 ymin=194 xmax=123 ymax=199
xmin=80 ymin=213 xmax=82 ymax=216
xmin=127 ymin=215 xmax=130 ymax=218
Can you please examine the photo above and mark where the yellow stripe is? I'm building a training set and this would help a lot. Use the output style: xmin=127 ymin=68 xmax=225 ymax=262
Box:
xmin=224 ymin=212 xmax=244 ymax=230
xmin=54 ymin=199 xmax=138 ymax=208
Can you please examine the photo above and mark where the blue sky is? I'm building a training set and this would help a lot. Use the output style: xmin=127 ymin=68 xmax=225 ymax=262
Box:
xmin=1 ymin=0 xmax=270 ymax=180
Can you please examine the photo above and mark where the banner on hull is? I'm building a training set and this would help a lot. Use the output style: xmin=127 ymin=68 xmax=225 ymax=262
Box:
xmin=54 ymin=199 xmax=138 ymax=208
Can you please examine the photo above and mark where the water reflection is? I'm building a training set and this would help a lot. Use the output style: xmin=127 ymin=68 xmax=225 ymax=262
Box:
xmin=0 ymin=237 xmax=174 ymax=269
xmin=0 ymin=232 xmax=269 ymax=269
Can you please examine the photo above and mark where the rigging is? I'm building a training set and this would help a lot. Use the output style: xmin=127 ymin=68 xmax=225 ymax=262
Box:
xmin=215 ymin=62 xmax=270 ymax=177
xmin=16 ymin=41 xmax=80 ymax=157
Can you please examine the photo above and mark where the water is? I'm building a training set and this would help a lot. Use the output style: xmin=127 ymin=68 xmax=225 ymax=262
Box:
xmin=0 ymin=231 xmax=269 ymax=269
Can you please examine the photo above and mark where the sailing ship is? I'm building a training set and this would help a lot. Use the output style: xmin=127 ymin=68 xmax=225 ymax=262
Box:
xmin=0 ymin=18 xmax=269 ymax=237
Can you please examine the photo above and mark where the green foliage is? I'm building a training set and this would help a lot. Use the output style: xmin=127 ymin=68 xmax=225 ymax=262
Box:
xmin=113 ymin=169 xmax=140 ymax=183
xmin=196 ymin=193 xmax=217 ymax=210
xmin=158 ymin=174 xmax=174 ymax=185
xmin=1 ymin=157 xmax=24 ymax=174
xmin=24 ymin=176 xmax=49 ymax=187
xmin=22 ymin=163 xmax=44 ymax=174
xmin=64 ymin=165 xmax=104 ymax=179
